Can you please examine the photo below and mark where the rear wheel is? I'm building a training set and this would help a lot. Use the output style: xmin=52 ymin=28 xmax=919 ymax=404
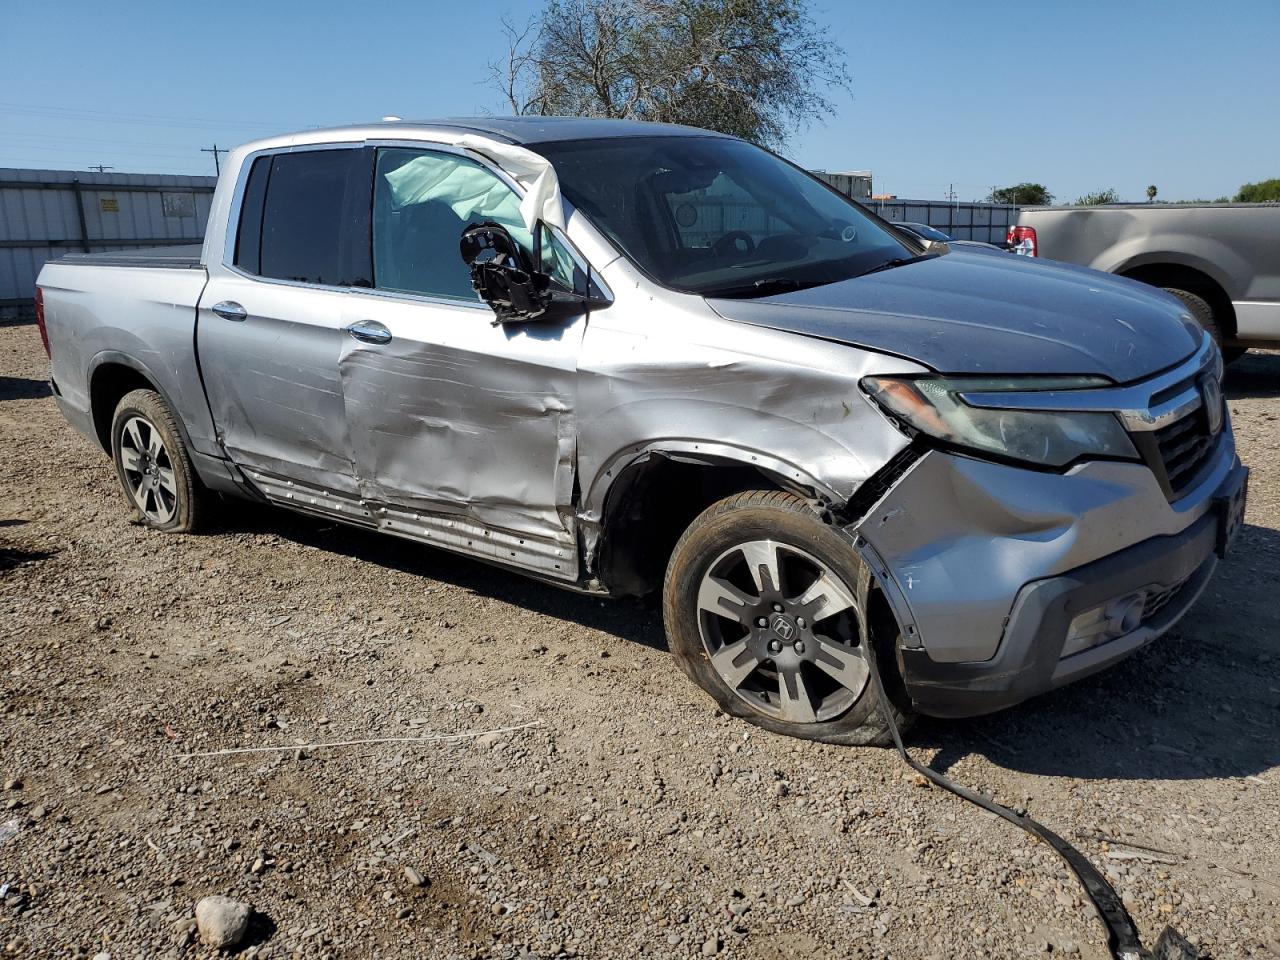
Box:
xmin=110 ymin=389 xmax=210 ymax=533
xmin=662 ymin=490 xmax=911 ymax=745
xmin=1163 ymin=287 xmax=1245 ymax=363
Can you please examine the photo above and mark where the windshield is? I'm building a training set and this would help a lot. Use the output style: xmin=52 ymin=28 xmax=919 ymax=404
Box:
xmin=532 ymin=136 xmax=912 ymax=298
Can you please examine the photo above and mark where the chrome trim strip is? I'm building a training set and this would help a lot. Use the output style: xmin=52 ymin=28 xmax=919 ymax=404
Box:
xmin=958 ymin=335 xmax=1216 ymax=432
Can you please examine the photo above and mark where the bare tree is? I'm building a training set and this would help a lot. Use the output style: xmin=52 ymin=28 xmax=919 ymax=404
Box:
xmin=491 ymin=17 xmax=548 ymax=116
xmin=490 ymin=0 xmax=851 ymax=146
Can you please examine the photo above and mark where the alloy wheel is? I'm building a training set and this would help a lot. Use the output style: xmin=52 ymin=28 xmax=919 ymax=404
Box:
xmin=119 ymin=415 xmax=178 ymax=525
xmin=696 ymin=539 xmax=870 ymax=723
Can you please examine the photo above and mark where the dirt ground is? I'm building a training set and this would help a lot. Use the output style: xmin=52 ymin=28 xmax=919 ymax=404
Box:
xmin=1 ymin=318 xmax=1277 ymax=960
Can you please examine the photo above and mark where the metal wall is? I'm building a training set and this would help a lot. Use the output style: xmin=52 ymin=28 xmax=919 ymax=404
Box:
xmin=861 ymin=197 xmax=1020 ymax=244
xmin=812 ymin=170 xmax=873 ymax=201
xmin=0 ymin=168 xmax=216 ymax=308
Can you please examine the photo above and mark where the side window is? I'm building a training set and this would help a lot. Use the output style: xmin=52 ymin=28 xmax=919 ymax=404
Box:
xmin=255 ymin=149 xmax=355 ymax=285
xmin=233 ymin=156 xmax=271 ymax=274
xmin=372 ymin=148 xmax=576 ymax=300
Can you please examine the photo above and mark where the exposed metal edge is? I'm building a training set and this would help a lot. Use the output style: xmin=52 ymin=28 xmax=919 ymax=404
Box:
xmin=242 ymin=469 xmax=575 ymax=580
xmin=833 ymin=443 xmax=927 ymax=648
xmin=243 ymin=470 xmax=377 ymax=525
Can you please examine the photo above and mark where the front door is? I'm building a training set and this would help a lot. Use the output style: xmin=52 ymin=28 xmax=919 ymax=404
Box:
xmin=198 ymin=146 xmax=368 ymax=504
xmin=338 ymin=145 xmax=586 ymax=579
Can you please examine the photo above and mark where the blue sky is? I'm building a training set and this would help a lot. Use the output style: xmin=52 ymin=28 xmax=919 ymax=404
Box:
xmin=3 ymin=0 xmax=1277 ymax=202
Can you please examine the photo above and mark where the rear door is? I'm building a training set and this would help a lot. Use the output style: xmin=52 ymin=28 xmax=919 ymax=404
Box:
xmin=198 ymin=146 xmax=370 ymax=504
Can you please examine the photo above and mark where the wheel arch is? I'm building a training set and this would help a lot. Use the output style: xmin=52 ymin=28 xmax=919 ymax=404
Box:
xmin=587 ymin=442 xmax=842 ymax=597
xmin=87 ymin=352 xmax=196 ymax=456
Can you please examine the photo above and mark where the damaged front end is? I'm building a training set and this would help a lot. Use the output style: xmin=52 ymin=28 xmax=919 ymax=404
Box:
xmin=842 ymin=337 xmax=1243 ymax=718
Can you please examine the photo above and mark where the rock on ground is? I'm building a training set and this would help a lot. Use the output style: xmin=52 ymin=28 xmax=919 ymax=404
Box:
xmin=194 ymin=896 xmax=252 ymax=949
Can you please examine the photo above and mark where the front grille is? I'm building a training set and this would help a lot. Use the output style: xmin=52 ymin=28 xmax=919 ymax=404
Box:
xmin=1151 ymin=408 xmax=1216 ymax=497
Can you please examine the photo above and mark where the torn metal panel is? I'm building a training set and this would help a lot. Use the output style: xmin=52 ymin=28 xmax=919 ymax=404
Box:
xmin=849 ymin=426 xmax=1236 ymax=664
xmin=337 ymin=292 xmax=584 ymax=573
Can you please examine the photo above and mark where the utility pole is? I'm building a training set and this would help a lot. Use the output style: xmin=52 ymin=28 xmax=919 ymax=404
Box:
xmin=201 ymin=144 xmax=228 ymax=175
xmin=89 ymin=164 xmax=114 ymax=173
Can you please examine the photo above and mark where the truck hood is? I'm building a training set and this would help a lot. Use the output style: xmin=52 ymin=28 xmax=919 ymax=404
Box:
xmin=706 ymin=247 xmax=1201 ymax=382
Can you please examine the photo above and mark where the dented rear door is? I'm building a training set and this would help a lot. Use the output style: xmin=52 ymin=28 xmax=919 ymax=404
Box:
xmin=198 ymin=146 xmax=367 ymax=498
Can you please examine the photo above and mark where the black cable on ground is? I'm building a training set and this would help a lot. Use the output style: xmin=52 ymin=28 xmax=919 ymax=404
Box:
xmin=860 ymin=633 xmax=1197 ymax=960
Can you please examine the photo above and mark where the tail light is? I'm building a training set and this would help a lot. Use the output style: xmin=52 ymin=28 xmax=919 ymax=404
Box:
xmin=34 ymin=286 xmax=50 ymax=357
xmin=1007 ymin=225 xmax=1038 ymax=257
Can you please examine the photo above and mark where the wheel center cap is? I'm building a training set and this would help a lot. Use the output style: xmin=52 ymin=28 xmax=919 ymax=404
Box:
xmin=770 ymin=614 xmax=797 ymax=643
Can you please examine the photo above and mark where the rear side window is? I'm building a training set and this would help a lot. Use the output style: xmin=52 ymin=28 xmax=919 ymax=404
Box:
xmin=233 ymin=156 xmax=271 ymax=274
xmin=233 ymin=148 xmax=368 ymax=286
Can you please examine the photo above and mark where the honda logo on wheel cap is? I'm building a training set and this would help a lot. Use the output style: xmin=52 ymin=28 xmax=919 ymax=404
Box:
xmin=770 ymin=615 xmax=796 ymax=641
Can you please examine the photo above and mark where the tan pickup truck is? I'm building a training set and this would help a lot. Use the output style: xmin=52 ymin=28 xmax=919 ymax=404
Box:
xmin=1009 ymin=203 xmax=1280 ymax=360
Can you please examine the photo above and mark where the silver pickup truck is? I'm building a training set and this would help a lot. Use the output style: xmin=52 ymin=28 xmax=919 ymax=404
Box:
xmin=36 ymin=118 xmax=1247 ymax=745
xmin=1010 ymin=202 xmax=1280 ymax=360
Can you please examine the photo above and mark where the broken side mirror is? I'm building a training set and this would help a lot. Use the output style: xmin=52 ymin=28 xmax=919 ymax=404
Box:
xmin=459 ymin=221 xmax=608 ymax=325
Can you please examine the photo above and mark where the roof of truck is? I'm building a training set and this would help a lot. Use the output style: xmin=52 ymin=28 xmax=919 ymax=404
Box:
xmin=228 ymin=117 xmax=736 ymax=169
xmin=276 ymin=116 xmax=732 ymax=147
xmin=438 ymin=116 xmax=731 ymax=143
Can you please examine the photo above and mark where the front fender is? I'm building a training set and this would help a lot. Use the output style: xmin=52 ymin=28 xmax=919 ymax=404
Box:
xmin=577 ymin=398 xmax=892 ymax=527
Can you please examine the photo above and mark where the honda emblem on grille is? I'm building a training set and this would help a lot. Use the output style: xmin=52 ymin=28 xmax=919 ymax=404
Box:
xmin=1201 ymin=376 xmax=1223 ymax=435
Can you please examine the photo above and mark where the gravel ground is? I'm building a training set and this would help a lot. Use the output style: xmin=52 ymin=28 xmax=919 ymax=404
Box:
xmin=1 ymin=319 xmax=1278 ymax=960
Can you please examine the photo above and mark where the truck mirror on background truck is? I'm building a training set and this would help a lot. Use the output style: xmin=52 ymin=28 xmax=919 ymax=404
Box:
xmin=1007 ymin=225 xmax=1038 ymax=257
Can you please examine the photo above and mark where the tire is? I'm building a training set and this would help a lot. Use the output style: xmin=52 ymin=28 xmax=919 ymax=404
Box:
xmin=109 ymin=388 xmax=210 ymax=533
xmin=1163 ymin=287 xmax=1245 ymax=363
xmin=662 ymin=489 xmax=912 ymax=746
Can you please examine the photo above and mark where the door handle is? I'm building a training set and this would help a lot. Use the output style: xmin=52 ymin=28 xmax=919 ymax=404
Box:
xmin=346 ymin=320 xmax=392 ymax=345
xmin=211 ymin=301 xmax=247 ymax=322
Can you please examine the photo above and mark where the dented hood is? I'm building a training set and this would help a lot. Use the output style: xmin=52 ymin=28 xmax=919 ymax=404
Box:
xmin=707 ymin=247 xmax=1200 ymax=382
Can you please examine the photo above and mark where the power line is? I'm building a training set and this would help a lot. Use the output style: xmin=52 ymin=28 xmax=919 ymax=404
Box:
xmin=201 ymin=144 xmax=228 ymax=175
xmin=0 ymin=100 xmax=288 ymax=131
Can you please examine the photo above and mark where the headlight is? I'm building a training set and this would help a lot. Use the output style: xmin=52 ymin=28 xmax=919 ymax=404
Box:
xmin=861 ymin=375 xmax=1139 ymax=468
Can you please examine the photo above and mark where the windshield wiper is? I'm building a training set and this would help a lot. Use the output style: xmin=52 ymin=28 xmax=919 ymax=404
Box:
xmin=853 ymin=252 xmax=938 ymax=278
xmin=702 ymin=276 xmax=818 ymax=299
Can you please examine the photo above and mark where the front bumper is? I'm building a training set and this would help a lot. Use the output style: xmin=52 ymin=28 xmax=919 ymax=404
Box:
xmin=897 ymin=503 xmax=1223 ymax=717
xmin=848 ymin=429 xmax=1242 ymax=718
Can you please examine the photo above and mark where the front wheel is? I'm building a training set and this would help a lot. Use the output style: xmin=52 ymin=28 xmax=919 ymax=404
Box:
xmin=662 ymin=490 xmax=911 ymax=745
xmin=110 ymin=388 xmax=210 ymax=533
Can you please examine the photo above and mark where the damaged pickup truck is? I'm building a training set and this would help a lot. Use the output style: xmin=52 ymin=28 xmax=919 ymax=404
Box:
xmin=36 ymin=118 xmax=1247 ymax=744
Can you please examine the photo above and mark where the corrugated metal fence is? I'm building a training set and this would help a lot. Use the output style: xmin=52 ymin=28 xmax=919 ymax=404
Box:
xmin=0 ymin=168 xmax=216 ymax=309
xmin=862 ymin=198 xmax=1020 ymax=244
